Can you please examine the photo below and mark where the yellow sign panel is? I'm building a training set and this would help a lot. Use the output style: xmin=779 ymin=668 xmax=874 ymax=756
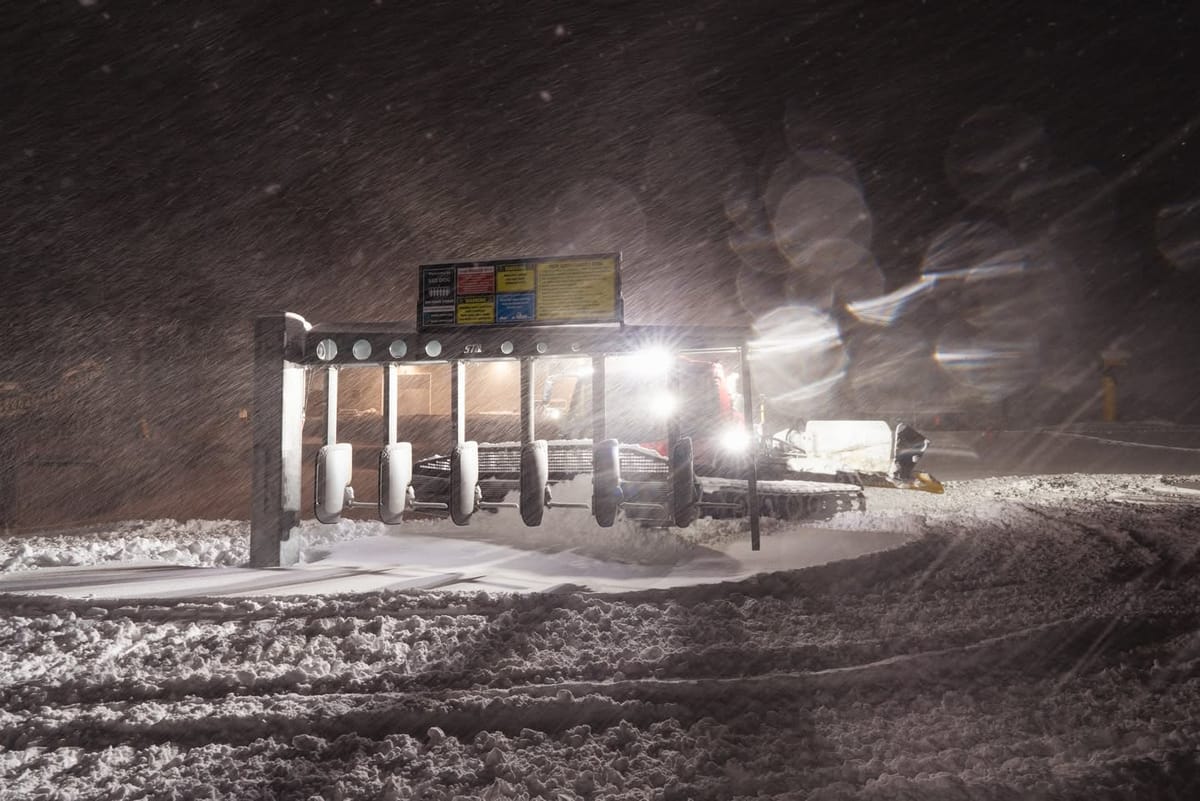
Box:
xmin=496 ymin=265 xmax=535 ymax=293
xmin=536 ymin=256 xmax=618 ymax=321
xmin=456 ymin=296 xmax=495 ymax=325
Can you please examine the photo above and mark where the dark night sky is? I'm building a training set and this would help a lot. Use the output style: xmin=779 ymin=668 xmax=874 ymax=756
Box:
xmin=2 ymin=0 xmax=1198 ymax=423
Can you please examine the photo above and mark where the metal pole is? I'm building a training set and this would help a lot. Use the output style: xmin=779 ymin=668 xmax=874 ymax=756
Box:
xmin=591 ymin=355 xmax=606 ymax=442
xmin=450 ymin=361 xmax=466 ymax=446
xmin=384 ymin=364 xmax=398 ymax=445
xmin=740 ymin=345 xmax=760 ymax=551
xmin=325 ymin=366 xmax=338 ymax=446
xmin=250 ymin=313 xmax=308 ymax=568
xmin=666 ymin=358 xmax=680 ymax=455
xmin=0 ymin=417 xmax=17 ymax=532
xmin=520 ymin=358 xmax=535 ymax=444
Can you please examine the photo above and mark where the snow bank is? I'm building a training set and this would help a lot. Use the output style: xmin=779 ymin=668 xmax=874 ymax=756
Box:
xmin=0 ymin=518 xmax=384 ymax=574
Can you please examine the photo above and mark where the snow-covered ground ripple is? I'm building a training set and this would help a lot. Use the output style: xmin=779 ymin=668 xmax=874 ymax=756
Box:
xmin=1 ymin=474 xmax=1198 ymax=800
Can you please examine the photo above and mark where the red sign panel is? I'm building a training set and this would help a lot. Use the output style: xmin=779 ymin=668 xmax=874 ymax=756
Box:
xmin=456 ymin=265 xmax=495 ymax=296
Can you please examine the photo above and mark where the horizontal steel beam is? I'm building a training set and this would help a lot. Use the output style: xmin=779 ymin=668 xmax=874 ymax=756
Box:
xmin=297 ymin=318 xmax=752 ymax=366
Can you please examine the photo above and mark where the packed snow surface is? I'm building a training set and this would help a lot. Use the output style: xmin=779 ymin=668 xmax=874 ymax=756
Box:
xmin=1 ymin=473 xmax=1199 ymax=799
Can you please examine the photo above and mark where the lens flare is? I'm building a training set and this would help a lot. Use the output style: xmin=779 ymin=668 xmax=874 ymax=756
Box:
xmin=846 ymin=332 xmax=943 ymax=412
xmin=773 ymin=177 xmax=873 ymax=269
xmin=921 ymin=221 xmax=1018 ymax=279
xmin=783 ymin=238 xmax=884 ymax=309
xmin=733 ymin=260 xmax=784 ymax=317
xmin=846 ymin=276 xmax=939 ymax=326
xmin=750 ymin=305 xmax=848 ymax=411
xmin=764 ymin=150 xmax=862 ymax=218
xmin=935 ymin=328 xmax=1040 ymax=401
xmin=921 ymin=222 xmax=1042 ymax=332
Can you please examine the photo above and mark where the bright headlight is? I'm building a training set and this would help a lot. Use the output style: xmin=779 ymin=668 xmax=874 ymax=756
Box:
xmin=718 ymin=427 xmax=752 ymax=452
xmin=649 ymin=391 xmax=677 ymax=418
xmin=620 ymin=346 xmax=674 ymax=377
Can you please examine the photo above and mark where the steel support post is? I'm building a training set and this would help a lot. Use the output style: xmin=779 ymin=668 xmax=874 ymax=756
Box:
xmin=250 ymin=313 xmax=309 ymax=568
xmin=324 ymin=366 xmax=338 ymax=446
xmin=450 ymin=361 xmax=466 ymax=445
xmin=740 ymin=345 xmax=760 ymax=551
xmin=520 ymin=358 xmax=535 ymax=444
xmin=383 ymin=364 xmax=398 ymax=445
xmin=0 ymin=419 xmax=16 ymax=533
xmin=591 ymin=355 xmax=606 ymax=442
xmin=666 ymin=358 xmax=681 ymax=457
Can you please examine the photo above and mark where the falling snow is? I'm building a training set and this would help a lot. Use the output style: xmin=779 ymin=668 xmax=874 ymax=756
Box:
xmin=2 ymin=3 xmax=1199 ymax=796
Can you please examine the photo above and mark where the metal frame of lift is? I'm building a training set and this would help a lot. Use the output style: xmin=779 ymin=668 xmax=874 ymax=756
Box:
xmin=250 ymin=313 xmax=761 ymax=568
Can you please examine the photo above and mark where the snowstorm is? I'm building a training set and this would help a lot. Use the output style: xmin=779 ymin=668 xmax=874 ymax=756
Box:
xmin=2 ymin=0 xmax=1199 ymax=799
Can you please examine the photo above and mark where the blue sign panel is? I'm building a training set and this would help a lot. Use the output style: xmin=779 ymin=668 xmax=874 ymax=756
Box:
xmin=496 ymin=292 xmax=536 ymax=323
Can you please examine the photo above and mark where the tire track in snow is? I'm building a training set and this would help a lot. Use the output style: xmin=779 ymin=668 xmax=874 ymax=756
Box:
xmin=1018 ymin=502 xmax=1200 ymax=579
xmin=6 ymin=611 xmax=1197 ymax=751
xmin=4 ymin=534 xmax=1195 ymax=716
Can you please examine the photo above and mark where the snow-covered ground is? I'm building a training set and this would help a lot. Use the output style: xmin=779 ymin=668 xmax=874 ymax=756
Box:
xmin=2 ymin=473 xmax=1199 ymax=799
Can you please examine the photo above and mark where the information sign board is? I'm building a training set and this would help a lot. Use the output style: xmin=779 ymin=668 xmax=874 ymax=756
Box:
xmin=418 ymin=253 xmax=621 ymax=330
